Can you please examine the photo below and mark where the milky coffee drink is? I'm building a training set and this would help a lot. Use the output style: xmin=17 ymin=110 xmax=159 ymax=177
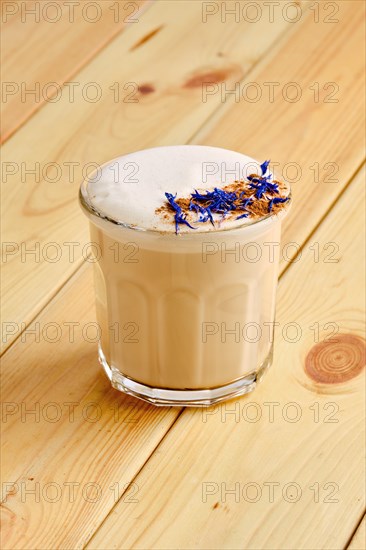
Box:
xmin=79 ymin=146 xmax=291 ymax=406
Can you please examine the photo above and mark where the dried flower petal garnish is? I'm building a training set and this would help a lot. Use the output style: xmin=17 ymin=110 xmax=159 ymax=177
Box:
xmin=165 ymin=192 xmax=196 ymax=234
xmin=247 ymin=161 xmax=280 ymax=199
xmin=268 ymin=196 xmax=289 ymax=212
xmin=159 ymin=160 xmax=290 ymax=233
xmin=260 ymin=159 xmax=271 ymax=175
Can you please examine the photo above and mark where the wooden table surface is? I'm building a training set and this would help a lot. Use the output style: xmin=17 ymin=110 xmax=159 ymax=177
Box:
xmin=1 ymin=1 xmax=365 ymax=548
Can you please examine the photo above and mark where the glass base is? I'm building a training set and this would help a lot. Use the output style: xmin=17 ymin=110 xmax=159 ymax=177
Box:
xmin=98 ymin=345 xmax=273 ymax=407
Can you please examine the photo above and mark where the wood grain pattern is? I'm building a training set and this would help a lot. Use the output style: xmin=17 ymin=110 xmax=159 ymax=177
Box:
xmin=0 ymin=0 xmax=147 ymax=142
xmin=1 ymin=2 xmax=365 ymax=549
xmin=0 ymin=262 xmax=179 ymax=549
xmin=1 ymin=0 xmax=312 ymax=353
xmin=193 ymin=1 xmax=366 ymax=258
xmin=87 ymin=167 xmax=366 ymax=550
xmin=348 ymin=516 xmax=366 ymax=550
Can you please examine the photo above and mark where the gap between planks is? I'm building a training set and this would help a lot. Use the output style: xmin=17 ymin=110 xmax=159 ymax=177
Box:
xmin=280 ymin=158 xmax=366 ymax=278
xmin=345 ymin=513 xmax=366 ymax=550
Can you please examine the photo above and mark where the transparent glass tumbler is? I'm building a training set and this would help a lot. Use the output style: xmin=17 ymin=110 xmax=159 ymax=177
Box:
xmin=79 ymin=147 xmax=291 ymax=406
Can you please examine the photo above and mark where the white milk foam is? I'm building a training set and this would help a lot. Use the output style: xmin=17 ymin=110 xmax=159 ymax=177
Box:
xmin=84 ymin=145 xmax=285 ymax=233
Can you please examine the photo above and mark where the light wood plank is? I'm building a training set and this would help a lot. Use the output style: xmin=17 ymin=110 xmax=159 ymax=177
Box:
xmin=193 ymin=0 xmax=366 ymax=255
xmin=0 ymin=262 xmax=180 ymax=549
xmin=348 ymin=516 xmax=366 ymax=550
xmin=87 ymin=167 xmax=366 ymax=550
xmin=1 ymin=0 xmax=311 ymax=353
xmin=1 ymin=4 xmax=365 ymax=548
xmin=0 ymin=4 xmax=319 ymax=548
xmin=0 ymin=0 xmax=147 ymax=142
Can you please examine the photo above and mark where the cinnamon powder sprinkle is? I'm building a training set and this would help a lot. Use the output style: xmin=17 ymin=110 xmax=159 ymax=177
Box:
xmin=156 ymin=163 xmax=290 ymax=234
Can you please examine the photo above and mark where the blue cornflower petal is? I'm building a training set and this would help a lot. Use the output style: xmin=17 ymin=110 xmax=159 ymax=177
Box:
xmin=260 ymin=160 xmax=270 ymax=175
xmin=174 ymin=211 xmax=196 ymax=233
xmin=268 ymin=197 xmax=289 ymax=212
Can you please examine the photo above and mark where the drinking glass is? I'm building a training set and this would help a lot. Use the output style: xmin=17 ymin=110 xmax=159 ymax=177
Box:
xmin=79 ymin=146 xmax=291 ymax=406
